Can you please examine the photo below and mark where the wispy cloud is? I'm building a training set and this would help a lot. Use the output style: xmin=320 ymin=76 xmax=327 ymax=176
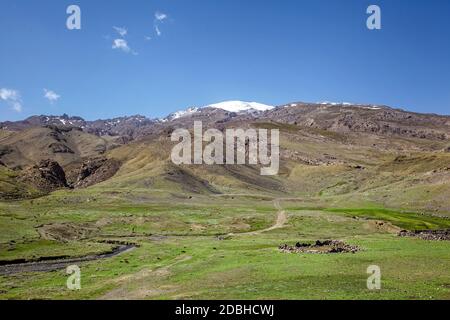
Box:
xmin=112 ymin=39 xmax=137 ymax=55
xmin=112 ymin=39 xmax=130 ymax=52
xmin=110 ymin=25 xmax=138 ymax=54
xmin=0 ymin=88 xmax=22 ymax=112
xmin=113 ymin=26 xmax=127 ymax=37
xmin=44 ymin=89 xmax=60 ymax=104
xmin=155 ymin=25 xmax=162 ymax=37
xmin=154 ymin=11 xmax=168 ymax=36
xmin=155 ymin=12 xmax=168 ymax=22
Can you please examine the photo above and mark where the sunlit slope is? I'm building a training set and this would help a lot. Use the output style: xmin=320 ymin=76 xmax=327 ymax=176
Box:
xmin=102 ymin=137 xmax=285 ymax=195
xmin=86 ymin=120 xmax=450 ymax=214
xmin=0 ymin=127 xmax=117 ymax=168
xmin=0 ymin=166 xmax=43 ymax=199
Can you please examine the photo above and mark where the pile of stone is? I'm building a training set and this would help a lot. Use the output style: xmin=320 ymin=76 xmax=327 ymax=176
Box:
xmin=398 ymin=229 xmax=450 ymax=241
xmin=279 ymin=240 xmax=360 ymax=254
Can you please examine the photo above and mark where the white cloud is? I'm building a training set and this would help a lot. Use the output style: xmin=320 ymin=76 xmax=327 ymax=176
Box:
xmin=113 ymin=26 xmax=127 ymax=37
xmin=0 ymin=88 xmax=19 ymax=101
xmin=155 ymin=12 xmax=168 ymax=21
xmin=0 ymin=88 xmax=22 ymax=112
xmin=44 ymin=89 xmax=61 ymax=104
xmin=109 ymin=27 xmax=137 ymax=55
xmin=112 ymin=39 xmax=131 ymax=52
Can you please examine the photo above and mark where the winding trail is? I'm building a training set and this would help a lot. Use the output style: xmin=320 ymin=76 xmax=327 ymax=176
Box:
xmin=99 ymin=198 xmax=288 ymax=299
xmin=227 ymin=199 xmax=288 ymax=236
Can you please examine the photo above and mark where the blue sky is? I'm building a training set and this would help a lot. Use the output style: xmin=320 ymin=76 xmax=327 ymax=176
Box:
xmin=1 ymin=0 xmax=449 ymax=121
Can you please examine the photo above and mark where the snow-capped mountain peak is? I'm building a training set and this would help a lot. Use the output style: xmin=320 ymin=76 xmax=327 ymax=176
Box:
xmin=161 ymin=101 xmax=274 ymax=122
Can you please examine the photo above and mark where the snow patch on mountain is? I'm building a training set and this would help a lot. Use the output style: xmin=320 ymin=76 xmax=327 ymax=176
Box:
xmin=203 ymin=101 xmax=274 ymax=112
xmin=318 ymin=101 xmax=382 ymax=110
xmin=319 ymin=101 xmax=353 ymax=106
xmin=164 ymin=107 xmax=199 ymax=121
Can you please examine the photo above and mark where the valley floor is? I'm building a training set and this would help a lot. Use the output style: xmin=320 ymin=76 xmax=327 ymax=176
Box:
xmin=0 ymin=191 xmax=449 ymax=300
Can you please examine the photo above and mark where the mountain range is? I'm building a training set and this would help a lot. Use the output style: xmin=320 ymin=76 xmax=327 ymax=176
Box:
xmin=1 ymin=100 xmax=449 ymax=214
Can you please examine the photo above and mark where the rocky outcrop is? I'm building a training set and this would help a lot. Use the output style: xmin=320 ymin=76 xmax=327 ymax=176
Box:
xmin=0 ymin=146 xmax=13 ymax=157
xmin=15 ymin=156 xmax=122 ymax=194
xmin=74 ymin=158 xmax=121 ymax=188
xmin=19 ymin=160 xmax=68 ymax=192
xmin=9 ymin=157 xmax=121 ymax=198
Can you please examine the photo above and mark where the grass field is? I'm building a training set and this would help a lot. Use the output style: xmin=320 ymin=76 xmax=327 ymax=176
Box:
xmin=0 ymin=189 xmax=449 ymax=300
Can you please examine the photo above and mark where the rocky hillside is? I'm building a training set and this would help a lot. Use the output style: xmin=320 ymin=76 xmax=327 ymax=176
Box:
xmin=265 ymin=103 xmax=450 ymax=141
xmin=0 ymin=125 xmax=122 ymax=198
xmin=0 ymin=125 xmax=118 ymax=169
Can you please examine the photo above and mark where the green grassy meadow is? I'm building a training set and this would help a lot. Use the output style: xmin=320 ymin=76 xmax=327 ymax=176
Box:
xmin=0 ymin=189 xmax=449 ymax=300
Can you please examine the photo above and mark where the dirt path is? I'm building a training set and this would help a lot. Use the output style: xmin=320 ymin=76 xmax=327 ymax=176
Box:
xmin=228 ymin=199 xmax=288 ymax=236
xmin=0 ymin=245 xmax=136 ymax=276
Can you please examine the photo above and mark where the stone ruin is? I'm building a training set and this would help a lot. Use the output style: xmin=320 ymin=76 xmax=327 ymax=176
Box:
xmin=279 ymin=240 xmax=361 ymax=254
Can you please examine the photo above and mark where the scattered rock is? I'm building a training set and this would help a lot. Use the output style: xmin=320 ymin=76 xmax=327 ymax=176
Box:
xmin=279 ymin=240 xmax=361 ymax=254
xmin=280 ymin=150 xmax=344 ymax=166
xmin=398 ymin=229 xmax=450 ymax=241
xmin=48 ymin=142 xmax=74 ymax=154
